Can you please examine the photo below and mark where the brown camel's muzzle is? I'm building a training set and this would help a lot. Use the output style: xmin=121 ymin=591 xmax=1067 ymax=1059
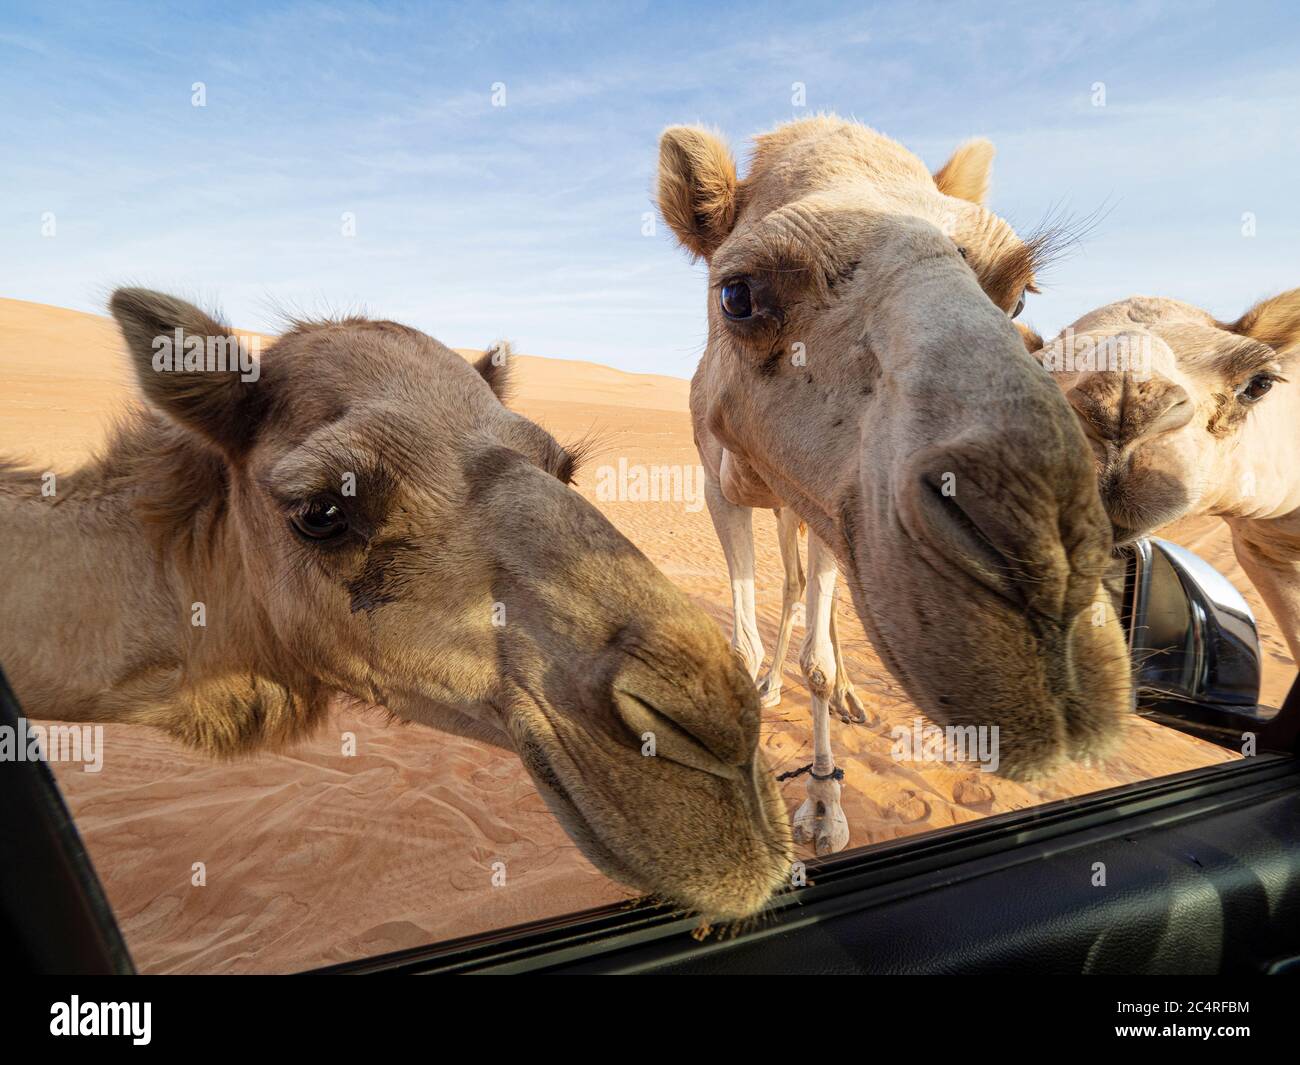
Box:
xmin=504 ymin=640 xmax=792 ymax=921
xmin=472 ymin=455 xmax=791 ymax=919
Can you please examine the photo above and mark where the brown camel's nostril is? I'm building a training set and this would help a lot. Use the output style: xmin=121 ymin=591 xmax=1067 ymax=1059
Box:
xmin=612 ymin=688 xmax=744 ymax=780
xmin=611 ymin=627 xmax=760 ymax=772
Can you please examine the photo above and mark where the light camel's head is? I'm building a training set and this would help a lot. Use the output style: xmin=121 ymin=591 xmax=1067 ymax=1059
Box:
xmin=110 ymin=288 xmax=791 ymax=921
xmin=1043 ymin=292 xmax=1300 ymax=539
xmin=658 ymin=117 xmax=1130 ymax=777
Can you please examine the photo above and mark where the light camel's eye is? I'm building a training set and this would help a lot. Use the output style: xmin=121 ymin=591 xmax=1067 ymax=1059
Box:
xmin=1011 ymin=290 xmax=1027 ymax=319
xmin=720 ymin=281 xmax=753 ymax=320
xmin=1238 ymin=372 xmax=1283 ymax=404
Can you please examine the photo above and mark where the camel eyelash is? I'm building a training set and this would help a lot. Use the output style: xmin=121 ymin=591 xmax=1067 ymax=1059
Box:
xmin=1236 ymin=370 xmax=1288 ymax=390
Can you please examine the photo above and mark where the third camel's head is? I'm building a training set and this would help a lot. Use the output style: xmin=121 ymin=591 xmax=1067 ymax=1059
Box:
xmin=658 ymin=117 xmax=1129 ymax=777
xmin=107 ymin=289 xmax=790 ymax=921
xmin=1044 ymin=292 xmax=1300 ymax=541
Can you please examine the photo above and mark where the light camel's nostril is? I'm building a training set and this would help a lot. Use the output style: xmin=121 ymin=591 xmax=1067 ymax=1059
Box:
xmin=905 ymin=439 xmax=1106 ymax=623
xmin=1066 ymin=384 xmax=1097 ymax=427
xmin=913 ymin=477 xmax=1027 ymax=605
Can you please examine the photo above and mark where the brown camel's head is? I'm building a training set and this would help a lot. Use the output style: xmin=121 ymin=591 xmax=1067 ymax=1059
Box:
xmin=1043 ymin=292 xmax=1300 ymax=539
xmin=109 ymin=288 xmax=791 ymax=921
xmin=658 ymin=117 xmax=1130 ymax=777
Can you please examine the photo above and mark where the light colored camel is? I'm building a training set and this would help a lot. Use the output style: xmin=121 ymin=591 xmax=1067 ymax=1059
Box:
xmin=1039 ymin=291 xmax=1300 ymax=663
xmin=658 ymin=116 xmax=1132 ymax=853
xmin=0 ymin=289 xmax=792 ymax=921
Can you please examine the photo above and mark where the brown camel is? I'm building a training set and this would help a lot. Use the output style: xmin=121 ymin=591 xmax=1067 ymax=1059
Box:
xmin=1041 ymin=291 xmax=1300 ymax=663
xmin=658 ymin=116 xmax=1132 ymax=853
xmin=0 ymin=289 xmax=792 ymax=921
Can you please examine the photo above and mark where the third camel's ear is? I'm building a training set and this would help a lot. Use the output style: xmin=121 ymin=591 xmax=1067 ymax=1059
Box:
xmin=473 ymin=340 xmax=514 ymax=403
xmin=1015 ymin=321 xmax=1044 ymax=354
xmin=110 ymin=287 xmax=268 ymax=457
xmin=933 ymin=138 xmax=995 ymax=206
xmin=657 ymin=126 xmax=739 ymax=260
xmin=1224 ymin=288 xmax=1300 ymax=354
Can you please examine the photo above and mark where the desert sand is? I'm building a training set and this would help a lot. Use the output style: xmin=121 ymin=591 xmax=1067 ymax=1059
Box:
xmin=2 ymin=296 xmax=1291 ymax=973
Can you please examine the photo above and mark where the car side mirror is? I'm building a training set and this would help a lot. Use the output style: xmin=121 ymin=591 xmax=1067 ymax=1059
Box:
xmin=1121 ymin=537 xmax=1273 ymax=745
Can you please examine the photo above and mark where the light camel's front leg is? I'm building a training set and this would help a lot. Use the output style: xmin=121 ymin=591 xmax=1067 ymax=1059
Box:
xmin=758 ymin=513 xmax=871 ymax=722
xmin=790 ymin=534 xmax=850 ymax=855
xmin=704 ymin=476 xmax=764 ymax=681
xmin=757 ymin=507 xmax=804 ymax=708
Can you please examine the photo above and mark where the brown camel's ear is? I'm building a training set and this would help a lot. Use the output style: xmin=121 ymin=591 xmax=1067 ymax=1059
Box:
xmin=657 ymin=126 xmax=738 ymax=260
xmin=933 ymin=138 xmax=995 ymax=205
xmin=473 ymin=340 xmax=514 ymax=403
xmin=1223 ymin=288 xmax=1300 ymax=354
xmin=110 ymin=287 xmax=267 ymax=456
xmin=1015 ymin=321 xmax=1044 ymax=354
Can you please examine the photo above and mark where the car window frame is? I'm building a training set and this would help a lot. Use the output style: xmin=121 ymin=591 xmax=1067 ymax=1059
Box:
xmin=8 ymin=662 xmax=1297 ymax=976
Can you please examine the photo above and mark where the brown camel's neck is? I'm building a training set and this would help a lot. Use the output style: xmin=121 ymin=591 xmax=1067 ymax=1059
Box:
xmin=0 ymin=416 xmax=323 ymax=753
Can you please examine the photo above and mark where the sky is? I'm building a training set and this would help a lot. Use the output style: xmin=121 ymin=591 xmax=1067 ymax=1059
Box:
xmin=2 ymin=0 xmax=1298 ymax=377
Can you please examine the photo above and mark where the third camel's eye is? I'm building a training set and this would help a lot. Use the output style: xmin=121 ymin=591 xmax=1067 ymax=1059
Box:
xmin=720 ymin=281 xmax=753 ymax=320
xmin=1239 ymin=373 xmax=1277 ymax=403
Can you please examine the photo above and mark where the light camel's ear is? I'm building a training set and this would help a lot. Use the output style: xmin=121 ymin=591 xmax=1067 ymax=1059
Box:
xmin=1223 ymin=288 xmax=1300 ymax=354
xmin=1015 ymin=320 xmax=1044 ymax=354
xmin=933 ymin=138 xmax=995 ymax=205
xmin=473 ymin=340 xmax=514 ymax=403
xmin=656 ymin=126 xmax=739 ymax=260
xmin=110 ymin=287 xmax=267 ymax=456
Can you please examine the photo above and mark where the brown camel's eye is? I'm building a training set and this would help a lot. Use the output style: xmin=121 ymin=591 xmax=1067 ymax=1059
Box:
xmin=1238 ymin=373 xmax=1282 ymax=404
xmin=291 ymin=497 xmax=349 ymax=541
xmin=720 ymin=281 xmax=753 ymax=320
xmin=1011 ymin=290 xmax=1026 ymax=319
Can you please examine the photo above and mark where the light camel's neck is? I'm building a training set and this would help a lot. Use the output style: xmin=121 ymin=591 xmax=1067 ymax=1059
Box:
xmin=1214 ymin=390 xmax=1300 ymax=664
xmin=1206 ymin=390 xmax=1300 ymax=523
xmin=1229 ymin=509 xmax=1300 ymax=667
xmin=0 ymin=422 xmax=323 ymax=754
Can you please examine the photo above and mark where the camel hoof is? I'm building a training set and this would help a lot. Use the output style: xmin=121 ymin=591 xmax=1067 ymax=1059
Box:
xmin=832 ymin=685 xmax=875 ymax=727
xmin=757 ymin=672 xmax=783 ymax=708
xmin=792 ymin=779 xmax=850 ymax=854
xmin=792 ymin=815 xmax=813 ymax=845
xmin=815 ymin=831 xmax=841 ymax=857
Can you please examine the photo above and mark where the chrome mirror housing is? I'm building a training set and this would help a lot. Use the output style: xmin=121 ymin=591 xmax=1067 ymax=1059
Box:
xmin=1121 ymin=537 xmax=1271 ymax=743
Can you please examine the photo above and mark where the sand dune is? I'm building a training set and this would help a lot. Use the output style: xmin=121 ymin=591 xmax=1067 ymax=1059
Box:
xmin=2 ymin=296 xmax=1289 ymax=973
